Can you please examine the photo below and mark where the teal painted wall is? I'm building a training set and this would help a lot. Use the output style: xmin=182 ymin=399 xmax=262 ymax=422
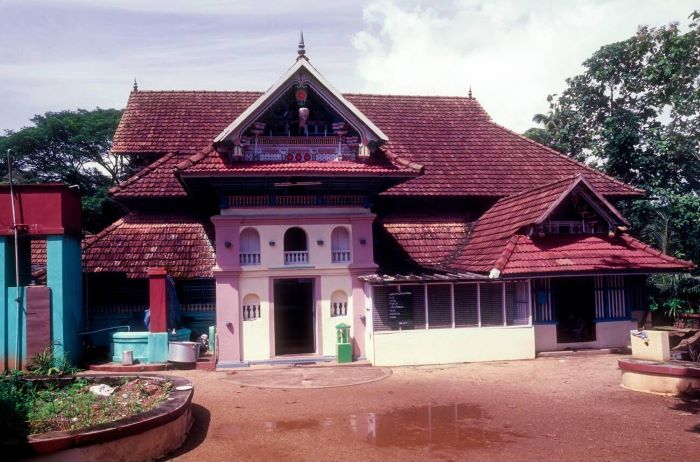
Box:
xmin=47 ymin=236 xmax=83 ymax=364
xmin=1 ymin=237 xmax=27 ymax=370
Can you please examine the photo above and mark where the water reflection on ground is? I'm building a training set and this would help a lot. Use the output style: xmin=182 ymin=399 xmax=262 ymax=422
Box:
xmin=264 ymin=403 xmax=523 ymax=451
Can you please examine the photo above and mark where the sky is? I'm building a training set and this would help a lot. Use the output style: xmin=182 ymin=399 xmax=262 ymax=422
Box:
xmin=0 ymin=0 xmax=696 ymax=134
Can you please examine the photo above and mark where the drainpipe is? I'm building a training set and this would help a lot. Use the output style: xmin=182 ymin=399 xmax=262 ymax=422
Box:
xmin=7 ymin=150 xmax=22 ymax=370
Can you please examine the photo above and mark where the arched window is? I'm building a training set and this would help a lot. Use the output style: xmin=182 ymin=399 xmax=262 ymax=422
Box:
xmin=331 ymin=290 xmax=348 ymax=317
xmin=283 ymin=227 xmax=308 ymax=264
xmin=242 ymin=293 xmax=261 ymax=321
xmin=331 ymin=227 xmax=351 ymax=263
xmin=239 ymin=228 xmax=261 ymax=265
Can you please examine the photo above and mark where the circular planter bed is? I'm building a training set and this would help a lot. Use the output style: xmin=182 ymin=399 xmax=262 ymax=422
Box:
xmin=4 ymin=374 xmax=193 ymax=462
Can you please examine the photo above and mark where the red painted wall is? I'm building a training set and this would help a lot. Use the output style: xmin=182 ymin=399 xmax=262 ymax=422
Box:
xmin=0 ymin=184 xmax=81 ymax=237
xmin=148 ymin=267 xmax=168 ymax=332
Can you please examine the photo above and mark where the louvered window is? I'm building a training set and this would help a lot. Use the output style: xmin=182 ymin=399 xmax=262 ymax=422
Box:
xmin=594 ymin=275 xmax=629 ymax=320
xmin=427 ymin=284 xmax=452 ymax=328
xmin=454 ymin=284 xmax=478 ymax=327
xmin=505 ymin=281 xmax=529 ymax=326
xmin=480 ymin=283 xmax=504 ymax=326
xmin=371 ymin=281 xmax=530 ymax=332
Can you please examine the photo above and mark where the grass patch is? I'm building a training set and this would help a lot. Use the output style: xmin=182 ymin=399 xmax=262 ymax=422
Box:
xmin=28 ymin=378 xmax=172 ymax=434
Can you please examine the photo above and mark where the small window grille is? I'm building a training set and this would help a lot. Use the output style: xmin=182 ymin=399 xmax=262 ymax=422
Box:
xmin=242 ymin=304 xmax=261 ymax=320
xmin=242 ymin=294 xmax=262 ymax=321
xmin=331 ymin=290 xmax=349 ymax=317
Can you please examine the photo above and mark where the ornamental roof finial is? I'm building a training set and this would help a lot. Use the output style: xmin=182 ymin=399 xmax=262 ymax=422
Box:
xmin=468 ymin=86 xmax=473 ymax=99
xmin=133 ymin=78 xmax=138 ymax=92
xmin=297 ymin=30 xmax=308 ymax=60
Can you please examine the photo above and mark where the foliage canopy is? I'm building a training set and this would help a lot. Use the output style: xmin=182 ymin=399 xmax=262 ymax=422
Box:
xmin=525 ymin=11 xmax=700 ymax=314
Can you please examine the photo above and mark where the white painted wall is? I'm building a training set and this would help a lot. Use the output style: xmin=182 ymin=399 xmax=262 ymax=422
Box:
xmin=319 ymin=274 xmax=353 ymax=356
xmin=534 ymin=324 xmax=558 ymax=352
xmin=371 ymin=327 xmax=536 ymax=366
xmin=239 ymin=276 xmax=271 ymax=361
xmin=533 ymin=320 xmax=636 ymax=352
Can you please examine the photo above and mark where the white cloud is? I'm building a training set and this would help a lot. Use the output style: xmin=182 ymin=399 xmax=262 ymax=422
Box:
xmin=352 ymin=0 xmax=698 ymax=132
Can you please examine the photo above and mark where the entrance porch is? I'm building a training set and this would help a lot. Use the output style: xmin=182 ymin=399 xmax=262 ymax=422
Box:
xmin=532 ymin=275 xmax=643 ymax=352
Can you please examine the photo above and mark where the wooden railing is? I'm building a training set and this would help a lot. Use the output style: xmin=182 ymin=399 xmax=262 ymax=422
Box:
xmin=284 ymin=251 xmax=309 ymax=265
xmin=256 ymin=136 xmax=339 ymax=146
xmin=332 ymin=251 xmax=351 ymax=263
xmin=225 ymin=195 xmax=365 ymax=208
xmin=240 ymin=252 xmax=261 ymax=266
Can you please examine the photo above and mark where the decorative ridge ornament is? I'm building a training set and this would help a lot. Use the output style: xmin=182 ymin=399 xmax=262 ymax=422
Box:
xmin=297 ymin=31 xmax=308 ymax=61
xmin=133 ymin=78 xmax=138 ymax=92
xmin=468 ymin=86 xmax=473 ymax=99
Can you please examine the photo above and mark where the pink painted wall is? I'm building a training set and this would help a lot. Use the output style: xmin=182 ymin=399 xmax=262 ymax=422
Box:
xmin=212 ymin=208 xmax=377 ymax=363
xmin=215 ymin=272 xmax=242 ymax=363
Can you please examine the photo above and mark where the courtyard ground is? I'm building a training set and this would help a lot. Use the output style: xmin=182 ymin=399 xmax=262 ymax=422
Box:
xmin=162 ymin=354 xmax=699 ymax=461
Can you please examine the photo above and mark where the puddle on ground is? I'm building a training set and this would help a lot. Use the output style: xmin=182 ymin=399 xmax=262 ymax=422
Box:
xmin=264 ymin=403 xmax=523 ymax=451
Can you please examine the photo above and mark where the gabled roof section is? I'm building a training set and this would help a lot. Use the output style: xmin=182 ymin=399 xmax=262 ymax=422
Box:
xmin=110 ymin=92 xmax=643 ymax=199
xmin=451 ymin=175 xmax=634 ymax=274
xmin=214 ymin=58 xmax=388 ymax=144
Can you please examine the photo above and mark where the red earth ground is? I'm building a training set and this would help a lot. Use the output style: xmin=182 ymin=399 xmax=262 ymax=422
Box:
xmin=162 ymin=354 xmax=700 ymax=461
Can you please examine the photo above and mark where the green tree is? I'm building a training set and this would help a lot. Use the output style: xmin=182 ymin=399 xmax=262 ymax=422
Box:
xmin=525 ymin=11 xmax=700 ymax=314
xmin=0 ymin=108 xmax=127 ymax=232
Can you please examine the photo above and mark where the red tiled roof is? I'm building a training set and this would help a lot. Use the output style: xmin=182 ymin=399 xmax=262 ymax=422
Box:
xmin=345 ymin=94 xmax=642 ymax=198
xmin=378 ymin=176 xmax=692 ymax=276
xmin=83 ymin=212 xmax=214 ymax=278
xmin=380 ymin=217 xmax=472 ymax=269
xmin=113 ymin=91 xmax=260 ymax=155
xmin=111 ymin=152 xmax=188 ymax=198
xmin=175 ymin=146 xmax=421 ymax=176
xmin=498 ymin=234 xmax=695 ymax=276
xmin=452 ymin=176 xmax=583 ymax=273
xmin=111 ymin=91 xmax=643 ymax=199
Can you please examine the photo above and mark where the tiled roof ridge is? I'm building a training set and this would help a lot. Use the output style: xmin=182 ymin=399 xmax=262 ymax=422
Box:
xmin=82 ymin=216 xmax=127 ymax=250
xmin=130 ymin=89 xmax=488 ymax=101
xmin=437 ymin=221 xmax=477 ymax=270
xmin=493 ymin=235 xmax=521 ymax=272
xmin=380 ymin=147 xmax=424 ymax=173
xmin=128 ymin=90 xmax=263 ymax=95
xmin=491 ymin=174 xmax=581 ymax=206
xmin=488 ymin=121 xmax=645 ymax=196
xmin=174 ymin=145 xmax=213 ymax=172
xmin=109 ymin=152 xmax=178 ymax=195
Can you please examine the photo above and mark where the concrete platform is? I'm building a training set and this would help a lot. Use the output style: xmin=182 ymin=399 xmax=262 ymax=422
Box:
xmin=221 ymin=364 xmax=392 ymax=389
xmin=619 ymin=358 xmax=700 ymax=395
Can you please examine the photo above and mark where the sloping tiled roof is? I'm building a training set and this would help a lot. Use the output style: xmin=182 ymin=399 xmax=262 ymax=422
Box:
xmin=83 ymin=212 xmax=214 ymax=278
xmin=451 ymin=176 xmax=582 ymax=273
xmin=378 ymin=176 xmax=693 ymax=276
xmin=345 ymin=94 xmax=642 ymax=198
xmin=111 ymin=91 xmax=643 ymax=199
xmin=498 ymin=234 xmax=695 ymax=276
xmin=110 ymin=152 xmax=188 ymax=198
xmin=113 ymin=91 xmax=260 ymax=155
xmin=379 ymin=217 xmax=472 ymax=269
xmin=175 ymin=146 xmax=421 ymax=176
